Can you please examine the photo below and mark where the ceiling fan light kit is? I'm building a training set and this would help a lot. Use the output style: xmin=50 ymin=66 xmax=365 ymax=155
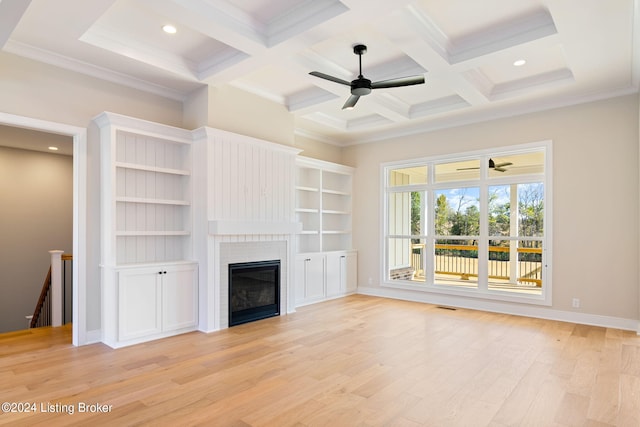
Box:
xmin=309 ymin=44 xmax=425 ymax=110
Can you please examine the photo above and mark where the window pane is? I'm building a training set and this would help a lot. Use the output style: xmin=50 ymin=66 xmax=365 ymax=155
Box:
xmin=434 ymin=239 xmax=478 ymax=288
xmin=388 ymin=166 xmax=427 ymax=186
xmin=387 ymin=238 xmax=426 ymax=283
xmin=410 ymin=240 xmax=426 ymax=282
xmin=388 ymin=192 xmax=410 ymax=235
xmin=518 ymin=183 xmax=544 ymax=237
xmin=388 ymin=191 xmax=424 ymax=236
xmin=486 ymin=239 xmax=542 ymax=295
xmin=489 ymin=185 xmax=510 ymax=236
xmin=434 ymin=188 xmax=480 ymax=236
xmin=388 ymin=237 xmax=413 ymax=281
xmin=488 ymin=151 xmax=544 ymax=178
xmin=519 ymin=240 xmax=543 ymax=289
xmin=435 ymin=160 xmax=480 ymax=182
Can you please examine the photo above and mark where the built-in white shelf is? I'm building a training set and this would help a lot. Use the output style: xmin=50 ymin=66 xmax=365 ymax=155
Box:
xmin=116 ymin=197 xmax=190 ymax=206
xmin=96 ymin=112 xmax=193 ymax=266
xmin=116 ymin=231 xmax=190 ymax=236
xmin=322 ymin=189 xmax=350 ymax=196
xmin=296 ymin=186 xmax=319 ymax=192
xmin=115 ymin=162 xmax=190 ymax=176
xmin=295 ymin=156 xmax=354 ymax=254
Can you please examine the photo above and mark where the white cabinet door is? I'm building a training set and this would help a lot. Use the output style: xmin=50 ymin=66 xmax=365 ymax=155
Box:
xmin=305 ymin=256 xmax=325 ymax=301
xmin=343 ymin=252 xmax=358 ymax=293
xmin=294 ymin=257 xmax=307 ymax=306
xmin=296 ymin=255 xmax=325 ymax=303
xmin=118 ymin=268 xmax=162 ymax=341
xmin=326 ymin=251 xmax=357 ymax=296
xmin=162 ymin=264 xmax=198 ymax=332
xmin=325 ymin=253 xmax=342 ymax=297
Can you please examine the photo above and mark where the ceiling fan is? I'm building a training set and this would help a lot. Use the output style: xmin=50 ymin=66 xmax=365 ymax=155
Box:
xmin=458 ymin=158 xmax=514 ymax=172
xmin=309 ymin=44 xmax=425 ymax=110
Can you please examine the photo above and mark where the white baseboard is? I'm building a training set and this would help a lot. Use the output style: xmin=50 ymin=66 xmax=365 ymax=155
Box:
xmin=357 ymin=286 xmax=639 ymax=332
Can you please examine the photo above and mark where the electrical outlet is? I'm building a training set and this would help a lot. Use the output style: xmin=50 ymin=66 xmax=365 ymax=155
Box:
xmin=572 ymin=298 xmax=580 ymax=308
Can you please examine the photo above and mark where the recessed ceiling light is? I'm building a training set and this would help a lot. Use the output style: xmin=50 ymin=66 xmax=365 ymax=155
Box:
xmin=513 ymin=59 xmax=526 ymax=67
xmin=48 ymin=146 xmax=59 ymax=151
xmin=162 ymin=24 xmax=177 ymax=34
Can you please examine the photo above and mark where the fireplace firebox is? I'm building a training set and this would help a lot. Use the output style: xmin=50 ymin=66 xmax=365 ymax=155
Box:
xmin=229 ymin=260 xmax=280 ymax=326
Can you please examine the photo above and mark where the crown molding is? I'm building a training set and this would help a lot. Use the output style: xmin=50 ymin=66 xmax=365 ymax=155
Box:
xmin=4 ymin=40 xmax=187 ymax=101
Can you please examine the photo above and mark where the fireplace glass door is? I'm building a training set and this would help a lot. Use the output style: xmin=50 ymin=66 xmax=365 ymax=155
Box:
xmin=229 ymin=260 xmax=280 ymax=326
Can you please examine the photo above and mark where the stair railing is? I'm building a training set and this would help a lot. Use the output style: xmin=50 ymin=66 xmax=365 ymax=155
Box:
xmin=29 ymin=250 xmax=72 ymax=328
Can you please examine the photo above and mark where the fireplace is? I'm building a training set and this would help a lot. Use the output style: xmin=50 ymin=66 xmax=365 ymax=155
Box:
xmin=228 ymin=260 xmax=280 ymax=326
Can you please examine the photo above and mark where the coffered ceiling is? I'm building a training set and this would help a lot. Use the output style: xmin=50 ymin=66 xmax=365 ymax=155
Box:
xmin=1 ymin=0 xmax=638 ymax=145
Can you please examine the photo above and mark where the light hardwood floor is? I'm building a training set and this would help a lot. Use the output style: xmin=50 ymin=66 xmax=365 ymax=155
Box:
xmin=1 ymin=295 xmax=639 ymax=426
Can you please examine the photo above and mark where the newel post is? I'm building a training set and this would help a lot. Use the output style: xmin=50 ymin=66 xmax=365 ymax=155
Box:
xmin=49 ymin=250 xmax=64 ymax=327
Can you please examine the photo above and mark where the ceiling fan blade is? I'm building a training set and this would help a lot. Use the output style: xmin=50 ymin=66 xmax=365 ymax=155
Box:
xmin=494 ymin=162 xmax=513 ymax=168
xmin=342 ymin=94 xmax=360 ymax=110
xmin=371 ymin=75 xmax=425 ymax=89
xmin=494 ymin=167 xmax=507 ymax=172
xmin=309 ymin=71 xmax=351 ymax=86
xmin=457 ymin=167 xmax=480 ymax=171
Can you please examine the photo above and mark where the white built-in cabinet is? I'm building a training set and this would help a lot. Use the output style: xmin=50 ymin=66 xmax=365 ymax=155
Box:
xmin=117 ymin=262 xmax=197 ymax=342
xmin=295 ymin=251 xmax=357 ymax=306
xmin=295 ymin=156 xmax=357 ymax=306
xmin=94 ymin=112 xmax=198 ymax=348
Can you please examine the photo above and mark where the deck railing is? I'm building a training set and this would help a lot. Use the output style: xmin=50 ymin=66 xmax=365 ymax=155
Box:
xmin=410 ymin=243 xmax=542 ymax=287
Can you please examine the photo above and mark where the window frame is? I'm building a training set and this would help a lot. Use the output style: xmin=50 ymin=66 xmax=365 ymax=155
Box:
xmin=380 ymin=141 xmax=552 ymax=306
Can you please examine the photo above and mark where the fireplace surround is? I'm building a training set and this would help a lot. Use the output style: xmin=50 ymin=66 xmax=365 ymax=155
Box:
xmin=215 ymin=239 xmax=290 ymax=330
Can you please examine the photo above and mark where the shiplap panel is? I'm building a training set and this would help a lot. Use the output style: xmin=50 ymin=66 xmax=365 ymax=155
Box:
xmin=125 ymin=133 xmax=136 ymax=163
xmin=251 ymin=144 xmax=260 ymax=221
xmin=222 ymin=138 xmax=231 ymax=220
xmin=207 ymin=134 xmax=294 ymax=223
xmin=116 ymin=168 xmax=126 ymax=197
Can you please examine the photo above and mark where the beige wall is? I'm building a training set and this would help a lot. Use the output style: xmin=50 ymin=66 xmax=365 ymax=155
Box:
xmin=206 ymin=85 xmax=295 ymax=147
xmin=343 ymin=94 xmax=640 ymax=321
xmin=183 ymin=83 xmax=344 ymax=163
xmin=0 ymin=52 xmax=184 ymax=128
xmin=293 ymin=132 xmax=344 ymax=164
xmin=0 ymin=145 xmax=73 ymax=333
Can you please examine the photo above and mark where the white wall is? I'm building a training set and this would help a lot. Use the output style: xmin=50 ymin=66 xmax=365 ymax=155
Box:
xmin=344 ymin=94 xmax=639 ymax=325
xmin=0 ymin=145 xmax=72 ymax=332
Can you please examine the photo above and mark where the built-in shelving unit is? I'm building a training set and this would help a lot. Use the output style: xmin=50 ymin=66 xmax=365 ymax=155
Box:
xmin=112 ymin=129 xmax=192 ymax=265
xmin=295 ymin=156 xmax=354 ymax=253
xmin=294 ymin=156 xmax=357 ymax=307
xmin=94 ymin=112 xmax=198 ymax=348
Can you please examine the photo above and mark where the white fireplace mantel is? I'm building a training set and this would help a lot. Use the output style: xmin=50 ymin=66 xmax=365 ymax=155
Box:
xmin=208 ymin=220 xmax=301 ymax=236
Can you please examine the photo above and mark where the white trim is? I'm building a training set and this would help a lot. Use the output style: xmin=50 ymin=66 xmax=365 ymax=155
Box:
xmin=0 ymin=112 xmax=87 ymax=346
xmin=357 ymin=286 xmax=639 ymax=332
